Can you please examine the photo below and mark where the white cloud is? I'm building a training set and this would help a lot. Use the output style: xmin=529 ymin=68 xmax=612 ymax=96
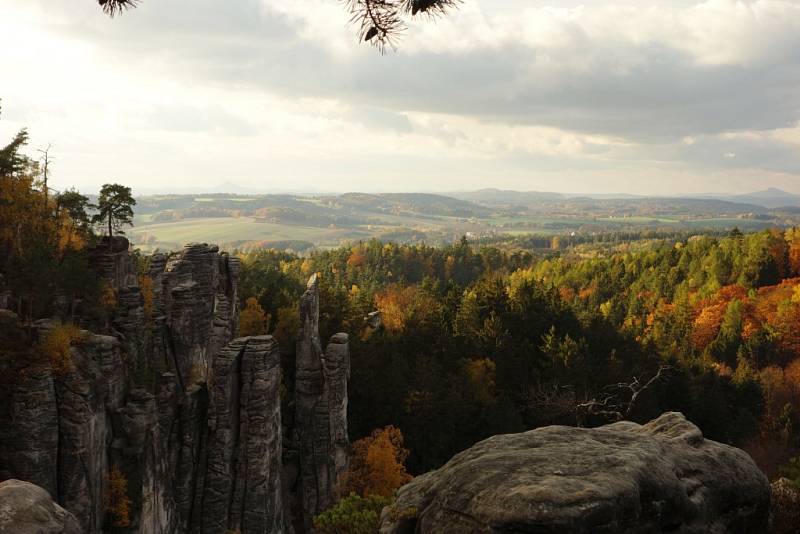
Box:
xmin=0 ymin=0 xmax=799 ymax=194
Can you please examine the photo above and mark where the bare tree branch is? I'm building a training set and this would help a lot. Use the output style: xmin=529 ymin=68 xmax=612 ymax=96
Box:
xmin=576 ymin=365 xmax=671 ymax=426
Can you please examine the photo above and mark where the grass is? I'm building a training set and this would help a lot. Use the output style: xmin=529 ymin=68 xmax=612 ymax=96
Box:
xmin=129 ymin=217 xmax=370 ymax=251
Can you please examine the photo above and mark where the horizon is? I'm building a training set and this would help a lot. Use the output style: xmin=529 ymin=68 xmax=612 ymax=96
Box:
xmin=125 ymin=183 xmax=800 ymax=199
xmin=3 ymin=0 xmax=800 ymax=196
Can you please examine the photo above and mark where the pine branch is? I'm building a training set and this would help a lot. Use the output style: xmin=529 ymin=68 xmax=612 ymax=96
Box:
xmin=98 ymin=0 xmax=139 ymax=17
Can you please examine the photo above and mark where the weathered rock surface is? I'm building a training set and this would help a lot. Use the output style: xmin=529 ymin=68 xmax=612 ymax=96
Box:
xmin=1 ymin=245 xmax=348 ymax=534
xmin=380 ymin=412 xmax=770 ymax=534
xmin=0 ymin=479 xmax=81 ymax=534
xmin=198 ymin=335 xmax=284 ymax=534
xmin=292 ymin=274 xmax=351 ymax=530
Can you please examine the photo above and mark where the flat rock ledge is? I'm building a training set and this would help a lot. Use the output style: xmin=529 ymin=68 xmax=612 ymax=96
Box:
xmin=0 ymin=479 xmax=81 ymax=534
xmin=380 ymin=412 xmax=770 ymax=534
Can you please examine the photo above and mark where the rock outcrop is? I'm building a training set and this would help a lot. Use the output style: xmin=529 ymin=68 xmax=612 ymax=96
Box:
xmin=0 ymin=479 xmax=81 ymax=534
xmin=0 ymin=246 xmax=349 ymax=534
xmin=292 ymin=274 xmax=351 ymax=530
xmin=198 ymin=335 xmax=284 ymax=534
xmin=380 ymin=412 xmax=770 ymax=534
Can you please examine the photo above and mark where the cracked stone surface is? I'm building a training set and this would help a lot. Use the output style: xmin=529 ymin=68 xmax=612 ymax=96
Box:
xmin=380 ymin=412 xmax=770 ymax=534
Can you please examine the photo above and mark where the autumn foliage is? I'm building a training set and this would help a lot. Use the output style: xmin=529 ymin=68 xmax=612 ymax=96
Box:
xmin=106 ymin=465 xmax=132 ymax=528
xmin=374 ymin=285 xmax=438 ymax=335
xmin=139 ymin=275 xmax=154 ymax=320
xmin=339 ymin=426 xmax=412 ymax=498
xmin=41 ymin=323 xmax=83 ymax=375
xmin=239 ymin=296 xmax=269 ymax=336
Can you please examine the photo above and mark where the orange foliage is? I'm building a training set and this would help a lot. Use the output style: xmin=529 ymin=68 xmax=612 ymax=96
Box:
xmin=106 ymin=465 xmax=131 ymax=528
xmin=789 ymin=233 xmax=800 ymax=277
xmin=139 ymin=275 xmax=154 ymax=320
xmin=558 ymin=286 xmax=575 ymax=302
xmin=374 ymin=285 xmax=437 ymax=334
xmin=347 ymin=247 xmax=367 ymax=268
xmin=102 ymin=283 xmax=117 ymax=308
xmin=691 ymin=285 xmax=749 ymax=351
xmin=339 ymin=426 xmax=412 ymax=498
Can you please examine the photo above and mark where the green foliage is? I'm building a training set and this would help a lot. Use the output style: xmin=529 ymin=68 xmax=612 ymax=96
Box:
xmin=313 ymin=494 xmax=392 ymax=534
xmin=0 ymin=128 xmax=31 ymax=176
xmin=782 ymin=457 xmax=800 ymax=488
xmin=234 ymin=230 xmax=800 ymax=473
xmin=92 ymin=183 xmax=136 ymax=237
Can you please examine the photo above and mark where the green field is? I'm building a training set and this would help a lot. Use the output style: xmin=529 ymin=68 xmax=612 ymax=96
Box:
xmin=129 ymin=217 xmax=372 ymax=252
xmin=126 ymin=192 xmax=797 ymax=253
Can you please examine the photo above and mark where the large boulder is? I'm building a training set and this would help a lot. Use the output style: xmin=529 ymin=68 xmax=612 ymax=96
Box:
xmin=381 ymin=412 xmax=770 ymax=534
xmin=0 ymin=479 xmax=81 ymax=534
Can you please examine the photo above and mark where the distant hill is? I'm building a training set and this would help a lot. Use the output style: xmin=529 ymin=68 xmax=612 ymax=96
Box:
xmin=336 ymin=192 xmax=491 ymax=218
xmin=729 ymin=188 xmax=800 ymax=209
xmin=451 ymin=188 xmax=800 ymax=210
xmin=451 ymin=189 xmax=567 ymax=204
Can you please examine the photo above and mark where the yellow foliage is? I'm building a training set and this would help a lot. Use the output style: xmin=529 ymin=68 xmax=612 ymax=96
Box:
xmin=339 ymin=426 xmax=412 ymax=498
xmin=239 ymin=297 xmax=269 ymax=337
xmin=102 ymin=283 xmax=117 ymax=308
xmin=106 ymin=465 xmax=132 ymax=528
xmin=374 ymin=285 xmax=438 ymax=335
xmin=139 ymin=275 xmax=154 ymax=320
xmin=42 ymin=323 xmax=82 ymax=375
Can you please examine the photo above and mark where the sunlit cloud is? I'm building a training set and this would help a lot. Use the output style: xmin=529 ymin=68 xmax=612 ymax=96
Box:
xmin=0 ymin=0 xmax=798 ymax=195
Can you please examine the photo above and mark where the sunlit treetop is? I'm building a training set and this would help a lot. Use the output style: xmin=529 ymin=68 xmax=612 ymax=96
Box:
xmin=96 ymin=0 xmax=460 ymax=52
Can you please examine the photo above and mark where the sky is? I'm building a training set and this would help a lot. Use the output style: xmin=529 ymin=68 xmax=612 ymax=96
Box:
xmin=1 ymin=0 xmax=800 ymax=196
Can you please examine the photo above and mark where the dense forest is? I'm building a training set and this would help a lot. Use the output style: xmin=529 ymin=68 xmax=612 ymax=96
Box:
xmin=3 ymin=124 xmax=800 ymax=530
xmin=237 ymin=227 xmax=800 ymax=481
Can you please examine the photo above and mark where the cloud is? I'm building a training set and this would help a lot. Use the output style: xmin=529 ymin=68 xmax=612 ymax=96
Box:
xmin=1 ymin=0 xmax=800 ymax=194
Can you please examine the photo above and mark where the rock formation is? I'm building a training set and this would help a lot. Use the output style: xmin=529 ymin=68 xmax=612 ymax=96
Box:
xmin=198 ymin=335 xmax=284 ymax=534
xmin=0 ymin=244 xmax=351 ymax=534
xmin=0 ymin=479 xmax=81 ymax=534
xmin=380 ymin=412 xmax=770 ymax=534
xmin=291 ymin=274 xmax=351 ymax=530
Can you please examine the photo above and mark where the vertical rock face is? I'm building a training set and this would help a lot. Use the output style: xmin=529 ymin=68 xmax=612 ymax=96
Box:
xmin=200 ymin=336 xmax=284 ymax=534
xmin=325 ymin=333 xmax=350 ymax=484
xmin=1 ymin=246 xmax=347 ymax=534
xmin=0 ymin=312 xmax=59 ymax=498
xmin=0 ymin=357 xmax=58 ymax=498
xmin=293 ymin=275 xmax=350 ymax=530
xmin=54 ymin=334 xmax=122 ymax=534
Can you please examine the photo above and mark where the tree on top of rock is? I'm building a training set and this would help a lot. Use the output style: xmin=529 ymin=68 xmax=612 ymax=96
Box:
xmin=91 ymin=183 xmax=136 ymax=238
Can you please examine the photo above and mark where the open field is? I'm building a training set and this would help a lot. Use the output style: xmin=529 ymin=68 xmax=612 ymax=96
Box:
xmin=127 ymin=191 xmax=800 ymax=253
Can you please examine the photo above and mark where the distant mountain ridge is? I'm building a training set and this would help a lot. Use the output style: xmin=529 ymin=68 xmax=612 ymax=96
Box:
xmin=449 ymin=187 xmax=800 ymax=209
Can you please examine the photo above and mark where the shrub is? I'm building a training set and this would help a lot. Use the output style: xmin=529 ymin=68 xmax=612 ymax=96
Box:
xmin=41 ymin=323 xmax=83 ymax=375
xmin=106 ymin=465 xmax=132 ymax=528
xmin=771 ymin=478 xmax=800 ymax=534
xmin=139 ymin=275 xmax=154 ymax=320
xmin=313 ymin=493 xmax=391 ymax=534
xmin=339 ymin=426 xmax=412 ymax=498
